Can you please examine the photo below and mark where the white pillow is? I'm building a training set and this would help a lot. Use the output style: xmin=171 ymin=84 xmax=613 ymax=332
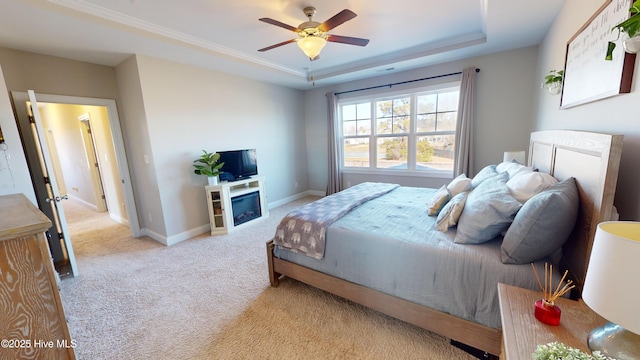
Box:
xmin=447 ymin=174 xmax=472 ymax=197
xmin=496 ymin=161 xmax=533 ymax=179
xmin=506 ymin=172 xmax=559 ymax=203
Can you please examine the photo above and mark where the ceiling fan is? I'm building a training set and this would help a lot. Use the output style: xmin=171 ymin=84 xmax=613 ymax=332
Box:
xmin=258 ymin=7 xmax=370 ymax=60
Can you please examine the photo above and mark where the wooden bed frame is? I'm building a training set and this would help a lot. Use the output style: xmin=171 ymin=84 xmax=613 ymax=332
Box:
xmin=266 ymin=130 xmax=623 ymax=356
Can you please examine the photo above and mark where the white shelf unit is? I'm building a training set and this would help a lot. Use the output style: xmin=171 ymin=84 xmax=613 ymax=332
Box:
xmin=205 ymin=175 xmax=268 ymax=235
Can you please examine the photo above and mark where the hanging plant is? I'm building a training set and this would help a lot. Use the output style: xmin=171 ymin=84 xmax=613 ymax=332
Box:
xmin=541 ymin=70 xmax=564 ymax=95
xmin=605 ymin=0 xmax=640 ymax=60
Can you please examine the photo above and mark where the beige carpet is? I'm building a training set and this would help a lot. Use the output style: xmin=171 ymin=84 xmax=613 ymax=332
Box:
xmin=58 ymin=197 xmax=476 ymax=360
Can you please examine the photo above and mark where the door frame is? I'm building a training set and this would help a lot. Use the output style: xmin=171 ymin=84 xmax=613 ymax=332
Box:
xmin=78 ymin=114 xmax=108 ymax=212
xmin=13 ymin=92 xmax=141 ymax=237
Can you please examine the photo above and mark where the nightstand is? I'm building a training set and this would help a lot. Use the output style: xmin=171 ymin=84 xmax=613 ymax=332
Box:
xmin=497 ymin=283 xmax=607 ymax=360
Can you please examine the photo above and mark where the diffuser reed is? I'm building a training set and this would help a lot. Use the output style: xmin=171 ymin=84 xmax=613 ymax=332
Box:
xmin=532 ymin=263 xmax=575 ymax=303
xmin=531 ymin=263 xmax=576 ymax=326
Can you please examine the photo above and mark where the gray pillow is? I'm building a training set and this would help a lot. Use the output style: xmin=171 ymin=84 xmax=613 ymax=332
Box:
xmin=455 ymin=172 xmax=522 ymax=244
xmin=500 ymin=177 xmax=579 ymax=264
xmin=471 ymin=164 xmax=499 ymax=188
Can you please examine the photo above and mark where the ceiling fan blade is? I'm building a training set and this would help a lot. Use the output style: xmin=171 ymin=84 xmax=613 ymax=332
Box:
xmin=258 ymin=39 xmax=297 ymax=52
xmin=327 ymin=35 xmax=369 ymax=47
xmin=317 ymin=9 xmax=357 ymax=32
xmin=259 ymin=18 xmax=300 ymax=33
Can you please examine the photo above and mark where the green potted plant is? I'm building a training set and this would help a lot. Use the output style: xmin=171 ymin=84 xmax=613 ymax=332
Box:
xmin=541 ymin=70 xmax=563 ymax=95
xmin=193 ymin=150 xmax=225 ymax=185
xmin=606 ymin=0 xmax=640 ymax=60
xmin=533 ymin=342 xmax=614 ymax=360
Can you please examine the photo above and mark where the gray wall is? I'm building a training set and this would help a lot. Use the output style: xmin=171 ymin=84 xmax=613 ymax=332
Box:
xmin=115 ymin=55 xmax=308 ymax=244
xmin=0 ymin=48 xmax=309 ymax=245
xmin=0 ymin=48 xmax=121 ymax=204
xmin=303 ymin=46 xmax=539 ymax=192
xmin=534 ymin=0 xmax=640 ymax=221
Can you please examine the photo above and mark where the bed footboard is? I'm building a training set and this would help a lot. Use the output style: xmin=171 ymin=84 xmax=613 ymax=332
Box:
xmin=265 ymin=239 xmax=501 ymax=355
xmin=266 ymin=239 xmax=281 ymax=287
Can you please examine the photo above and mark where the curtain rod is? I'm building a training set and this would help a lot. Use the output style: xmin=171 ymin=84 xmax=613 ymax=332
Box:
xmin=334 ymin=68 xmax=480 ymax=96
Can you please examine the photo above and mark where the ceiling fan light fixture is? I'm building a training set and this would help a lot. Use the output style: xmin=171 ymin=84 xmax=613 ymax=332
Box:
xmin=297 ymin=36 xmax=326 ymax=59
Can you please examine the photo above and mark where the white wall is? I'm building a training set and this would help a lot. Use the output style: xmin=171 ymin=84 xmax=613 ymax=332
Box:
xmin=0 ymin=65 xmax=35 ymax=202
xmin=38 ymin=103 xmax=126 ymax=220
xmin=40 ymin=104 xmax=97 ymax=207
xmin=535 ymin=0 xmax=640 ymax=221
xmin=116 ymin=55 xmax=307 ymax=244
xmin=303 ymin=46 xmax=539 ymax=192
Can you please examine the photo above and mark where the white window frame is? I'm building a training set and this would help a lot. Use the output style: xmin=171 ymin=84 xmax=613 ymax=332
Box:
xmin=338 ymin=82 xmax=460 ymax=178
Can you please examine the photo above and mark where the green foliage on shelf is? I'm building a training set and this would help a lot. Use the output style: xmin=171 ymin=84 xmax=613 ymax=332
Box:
xmin=193 ymin=150 xmax=225 ymax=177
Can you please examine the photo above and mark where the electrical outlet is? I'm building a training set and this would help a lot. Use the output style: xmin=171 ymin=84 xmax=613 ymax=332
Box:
xmin=295 ymin=181 xmax=298 ymax=188
xmin=148 ymin=213 xmax=152 ymax=222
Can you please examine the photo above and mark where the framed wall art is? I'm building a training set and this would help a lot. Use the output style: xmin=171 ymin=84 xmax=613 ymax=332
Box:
xmin=560 ymin=0 xmax=637 ymax=109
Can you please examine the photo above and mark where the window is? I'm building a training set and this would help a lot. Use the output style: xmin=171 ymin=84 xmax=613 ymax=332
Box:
xmin=340 ymin=84 xmax=459 ymax=174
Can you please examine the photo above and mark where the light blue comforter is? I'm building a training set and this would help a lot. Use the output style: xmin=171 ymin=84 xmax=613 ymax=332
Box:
xmin=274 ymin=186 xmax=557 ymax=329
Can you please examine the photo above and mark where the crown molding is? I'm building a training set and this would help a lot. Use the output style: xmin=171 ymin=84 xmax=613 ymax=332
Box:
xmin=308 ymin=32 xmax=487 ymax=81
xmin=46 ymin=0 xmax=306 ymax=78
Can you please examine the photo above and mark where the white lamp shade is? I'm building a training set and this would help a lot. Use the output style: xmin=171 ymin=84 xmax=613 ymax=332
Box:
xmin=503 ymin=150 xmax=525 ymax=164
xmin=297 ymin=36 xmax=326 ymax=59
xmin=582 ymin=221 xmax=640 ymax=335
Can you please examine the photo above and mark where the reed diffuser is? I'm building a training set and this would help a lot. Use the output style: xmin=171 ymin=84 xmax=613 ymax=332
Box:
xmin=531 ymin=263 xmax=575 ymax=326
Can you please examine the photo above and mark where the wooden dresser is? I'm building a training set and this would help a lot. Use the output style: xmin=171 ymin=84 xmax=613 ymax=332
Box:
xmin=0 ymin=194 xmax=75 ymax=360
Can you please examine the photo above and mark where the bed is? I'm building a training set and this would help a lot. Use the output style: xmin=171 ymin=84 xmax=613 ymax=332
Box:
xmin=266 ymin=130 xmax=623 ymax=356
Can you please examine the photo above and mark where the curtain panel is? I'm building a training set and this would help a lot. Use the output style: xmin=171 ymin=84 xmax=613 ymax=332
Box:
xmin=454 ymin=67 xmax=477 ymax=177
xmin=326 ymin=92 xmax=342 ymax=195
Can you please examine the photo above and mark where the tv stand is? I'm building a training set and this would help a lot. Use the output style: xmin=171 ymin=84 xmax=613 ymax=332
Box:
xmin=205 ymin=176 xmax=268 ymax=235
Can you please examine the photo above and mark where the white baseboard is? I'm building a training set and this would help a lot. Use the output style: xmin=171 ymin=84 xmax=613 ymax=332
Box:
xmin=109 ymin=213 xmax=129 ymax=225
xmin=67 ymin=194 xmax=98 ymax=211
xmin=147 ymin=189 xmax=326 ymax=247
xmin=140 ymin=228 xmax=167 ymax=245
xmin=267 ymin=189 xmax=325 ymax=209
xmin=142 ymin=224 xmax=209 ymax=246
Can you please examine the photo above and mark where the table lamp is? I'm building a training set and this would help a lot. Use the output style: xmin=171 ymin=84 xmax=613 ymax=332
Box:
xmin=582 ymin=221 xmax=640 ymax=359
xmin=503 ymin=150 xmax=525 ymax=164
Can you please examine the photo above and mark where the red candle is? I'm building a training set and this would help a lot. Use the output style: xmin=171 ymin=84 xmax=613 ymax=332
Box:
xmin=534 ymin=299 xmax=561 ymax=326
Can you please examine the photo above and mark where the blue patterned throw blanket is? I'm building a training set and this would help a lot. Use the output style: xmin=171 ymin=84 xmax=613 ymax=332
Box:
xmin=274 ymin=182 xmax=399 ymax=259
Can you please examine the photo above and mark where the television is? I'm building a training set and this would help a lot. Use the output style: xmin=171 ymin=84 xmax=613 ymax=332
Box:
xmin=218 ymin=149 xmax=258 ymax=181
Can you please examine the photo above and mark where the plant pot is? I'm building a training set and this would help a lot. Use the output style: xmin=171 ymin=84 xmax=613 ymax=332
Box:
xmin=208 ymin=176 xmax=219 ymax=185
xmin=545 ymin=82 xmax=562 ymax=95
xmin=623 ymin=36 xmax=640 ymax=54
xmin=534 ymin=299 xmax=561 ymax=326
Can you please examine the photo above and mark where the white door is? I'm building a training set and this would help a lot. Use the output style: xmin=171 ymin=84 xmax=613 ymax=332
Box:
xmin=27 ymin=90 xmax=78 ymax=277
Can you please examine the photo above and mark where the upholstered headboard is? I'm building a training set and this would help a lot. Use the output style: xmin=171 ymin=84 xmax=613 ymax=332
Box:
xmin=528 ymin=130 xmax=623 ymax=294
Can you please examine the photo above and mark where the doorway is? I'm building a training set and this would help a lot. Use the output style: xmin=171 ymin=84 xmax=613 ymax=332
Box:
xmin=11 ymin=91 xmax=140 ymax=277
xmin=41 ymin=104 xmax=119 ymax=214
